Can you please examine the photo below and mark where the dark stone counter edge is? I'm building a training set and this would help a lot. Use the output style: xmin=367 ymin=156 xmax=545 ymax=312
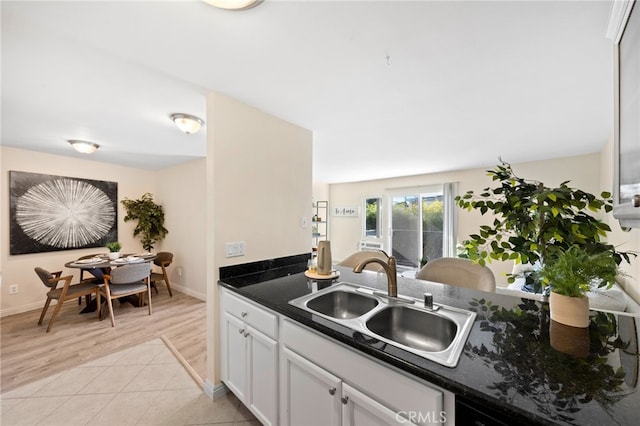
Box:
xmin=218 ymin=255 xmax=543 ymax=425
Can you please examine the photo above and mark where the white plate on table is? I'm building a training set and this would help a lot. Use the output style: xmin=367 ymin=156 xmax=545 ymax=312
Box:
xmin=75 ymin=257 xmax=102 ymax=264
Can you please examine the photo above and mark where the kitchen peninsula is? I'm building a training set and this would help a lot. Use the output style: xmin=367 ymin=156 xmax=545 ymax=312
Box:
xmin=219 ymin=254 xmax=640 ymax=425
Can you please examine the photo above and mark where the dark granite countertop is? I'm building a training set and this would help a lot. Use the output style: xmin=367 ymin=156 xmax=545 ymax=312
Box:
xmin=219 ymin=256 xmax=640 ymax=425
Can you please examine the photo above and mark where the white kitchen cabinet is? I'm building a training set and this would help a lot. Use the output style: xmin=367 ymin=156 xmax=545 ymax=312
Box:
xmin=221 ymin=312 xmax=248 ymax=401
xmin=220 ymin=288 xmax=278 ymax=426
xmin=220 ymin=288 xmax=454 ymax=426
xmin=281 ymin=345 xmax=419 ymax=426
xmin=280 ymin=319 xmax=447 ymax=426
xmin=281 ymin=346 xmax=342 ymax=426
xmin=342 ymin=383 xmax=419 ymax=426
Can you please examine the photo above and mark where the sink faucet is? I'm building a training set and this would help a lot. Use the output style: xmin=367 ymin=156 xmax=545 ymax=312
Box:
xmin=352 ymin=251 xmax=398 ymax=298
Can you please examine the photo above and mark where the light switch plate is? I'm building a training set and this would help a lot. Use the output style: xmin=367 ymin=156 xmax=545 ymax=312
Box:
xmin=225 ymin=241 xmax=246 ymax=258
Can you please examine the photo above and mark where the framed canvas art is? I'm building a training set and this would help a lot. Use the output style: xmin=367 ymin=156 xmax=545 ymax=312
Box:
xmin=9 ymin=171 xmax=118 ymax=255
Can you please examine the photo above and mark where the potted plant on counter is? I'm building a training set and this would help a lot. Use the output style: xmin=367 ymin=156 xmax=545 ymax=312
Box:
xmin=106 ymin=241 xmax=122 ymax=260
xmin=540 ymin=245 xmax=619 ymax=328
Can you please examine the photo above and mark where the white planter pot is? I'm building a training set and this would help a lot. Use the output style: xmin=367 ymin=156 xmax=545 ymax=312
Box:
xmin=108 ymin=252 xmax=121 ymax=260
xmin=549 ymin=292 xmax=590 ymax=328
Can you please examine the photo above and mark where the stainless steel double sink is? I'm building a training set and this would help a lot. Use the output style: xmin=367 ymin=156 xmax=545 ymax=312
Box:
xmin=289 ymin=282 xmax=476 ymax=368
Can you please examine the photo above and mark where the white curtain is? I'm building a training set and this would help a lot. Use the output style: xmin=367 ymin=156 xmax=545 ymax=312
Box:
xmin=442 ymin=182 xmax=458 ymax=257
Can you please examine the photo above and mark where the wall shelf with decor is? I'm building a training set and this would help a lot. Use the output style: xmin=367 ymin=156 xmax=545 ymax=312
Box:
xmin=312 ymin=201 xmax=328 ymax=251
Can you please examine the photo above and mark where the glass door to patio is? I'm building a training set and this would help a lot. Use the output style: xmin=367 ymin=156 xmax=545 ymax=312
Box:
xmin=390 ymin=189 xmax=444 ymax=269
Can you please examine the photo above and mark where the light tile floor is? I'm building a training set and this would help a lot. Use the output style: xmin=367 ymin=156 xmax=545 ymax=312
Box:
xmin=0 ymin=339 xmax=258 ymax=426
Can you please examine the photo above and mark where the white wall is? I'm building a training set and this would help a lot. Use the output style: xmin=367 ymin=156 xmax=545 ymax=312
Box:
xmin=313 ymin=181 xmax=330 ymax=205
xmin=328 ymin=153 xmax=604 ymax=287
xmin=156 ymin=159 xmax=207 ymax=300
xmin=1 ymin=147 xmax=156 ymax=316
xmin=206 ymin=92 xmax=313 ymax=387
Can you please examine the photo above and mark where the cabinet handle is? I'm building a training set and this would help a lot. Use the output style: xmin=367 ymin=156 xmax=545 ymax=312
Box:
xmin=341 ymin=396 xmax=349 ymax=405
xmin=243 ymin=331 xmax=250 ymax=337
xmin=241 ymin=311 xmax=248 ymax=318
xmin=328 ymin=387 xmax=336 ymax=396
xmin=238 ymin=328 xmax=245 ymax=334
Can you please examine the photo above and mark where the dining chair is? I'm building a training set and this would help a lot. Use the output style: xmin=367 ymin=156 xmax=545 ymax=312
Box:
xmin=150 ymin=251 xmax=173 ymax=297
xmin=415 ymin=257 xmax=496 ymax=292
xmin=338 ymin=250 xmax=387 ymax=272
xmin=99 ymin=263 xmax=152 ymax=327
xmin=35 ymin=267 xmax=100 ymax=333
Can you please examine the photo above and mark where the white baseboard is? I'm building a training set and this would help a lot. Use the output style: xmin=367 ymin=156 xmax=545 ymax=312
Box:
xmin=170 ymin=283 xmax=206 ymax=301
xmin=204 ymin=379 xmax=228 ymax=400
xmin=0 ymin=300 xmax=44 ymax=318
xmin=1 ymin=284 xmax=204 ymax=318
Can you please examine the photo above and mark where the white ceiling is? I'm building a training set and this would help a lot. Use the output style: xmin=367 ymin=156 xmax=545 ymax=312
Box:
xmin=1 ymin=0 xmax=615 ymax=183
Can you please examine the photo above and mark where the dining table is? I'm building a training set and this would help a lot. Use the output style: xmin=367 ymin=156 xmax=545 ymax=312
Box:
xmin=65 ymin=252 xmax=157 ymax=313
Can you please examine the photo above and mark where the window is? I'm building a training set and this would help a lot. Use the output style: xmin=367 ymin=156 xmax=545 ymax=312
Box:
xmin=364 ymin=197 xmax=382 ymax=238
xmin=388 ymin=184 xmax=456 ymax=269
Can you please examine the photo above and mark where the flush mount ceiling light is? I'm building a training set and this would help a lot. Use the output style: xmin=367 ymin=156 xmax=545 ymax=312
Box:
xmin=68 ymin=140 xmax=100 ymax=154
xmin=170 ymin=113 xmax=205 ymax=134
xmin=203 ymin=0 xmax=262 ymax=11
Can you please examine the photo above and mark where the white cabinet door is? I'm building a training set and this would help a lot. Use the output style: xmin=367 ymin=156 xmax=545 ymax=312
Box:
xmin=221 ymin=312 xmax=247 ymax=401
xmin=342 ymin=383 xmax=419 ymax=426
xmin=281 ymin=319 xmax=448 ymax=425
xmin=220 ymin=288 xmax=280 ymax=425
xmin=247 ymin=325 xmax=278 ymax=426
xmin=281 ymin=347 xmax=342 ymax=426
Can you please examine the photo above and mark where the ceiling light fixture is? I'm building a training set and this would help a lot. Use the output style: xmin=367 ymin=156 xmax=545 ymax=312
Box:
xmin=68 ymin=140 xmax=100 ymax=154
xmin=170 ymin=113 xmax=205 ymax=134
xmin=203 ymin=0 xmax=262 ymax=11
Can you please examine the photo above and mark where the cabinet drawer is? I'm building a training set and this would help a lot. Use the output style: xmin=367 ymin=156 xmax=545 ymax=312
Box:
xmin=223 ymin=290 xmax=278 ymax=339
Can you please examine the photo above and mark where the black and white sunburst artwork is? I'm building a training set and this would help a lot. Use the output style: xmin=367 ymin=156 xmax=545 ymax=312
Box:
xmin=9 ymin=171 xmax=118 ymax=255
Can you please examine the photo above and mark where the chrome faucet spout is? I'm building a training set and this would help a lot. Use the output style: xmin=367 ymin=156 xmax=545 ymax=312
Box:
xmin=352 ymin=252 xmax=398 ymax=298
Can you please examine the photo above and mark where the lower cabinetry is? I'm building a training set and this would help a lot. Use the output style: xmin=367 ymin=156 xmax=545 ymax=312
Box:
xmin=280 ymin=319 xmax=453 ymax=426
xmin=281 ymin=346 xmax=419 ymax=426
xmin=220 ymin=289 xmax=278 ymax=426
xmin=220 ymin=288 xmax=455 ymax=426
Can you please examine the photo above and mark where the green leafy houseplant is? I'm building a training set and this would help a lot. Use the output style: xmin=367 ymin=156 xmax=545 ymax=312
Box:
xmin=455 ymin=160 xmax=633 ymax=290
xmin=105 ymin=241 xmax=122 ymax=252
xmin=121 ymin=193 xmax=168 ymax=252
xmin=541 ymin=245 xmax=618 ymax=298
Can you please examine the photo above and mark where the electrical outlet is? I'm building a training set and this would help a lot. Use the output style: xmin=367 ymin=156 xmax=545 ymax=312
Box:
xmin=9 ymin=284 xmax=19 ymax=294
xmin=225 ymin=241 xmax=246 ymax=258
xmin=301 ymin=216 xmax=309 ymax=228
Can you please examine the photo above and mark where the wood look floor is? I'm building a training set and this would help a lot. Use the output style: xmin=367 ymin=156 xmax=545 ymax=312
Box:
xmin=0 ymin=288 xmax=206 ymax=394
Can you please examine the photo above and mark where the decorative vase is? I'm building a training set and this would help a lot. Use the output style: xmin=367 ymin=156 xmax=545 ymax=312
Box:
xmin=317 ymin=241 xmax=332 ymax=275
xmin=549 ymin=291 xmax=589 ymax=328
xmin=108 ymin=252 xmax=121 ymax=260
